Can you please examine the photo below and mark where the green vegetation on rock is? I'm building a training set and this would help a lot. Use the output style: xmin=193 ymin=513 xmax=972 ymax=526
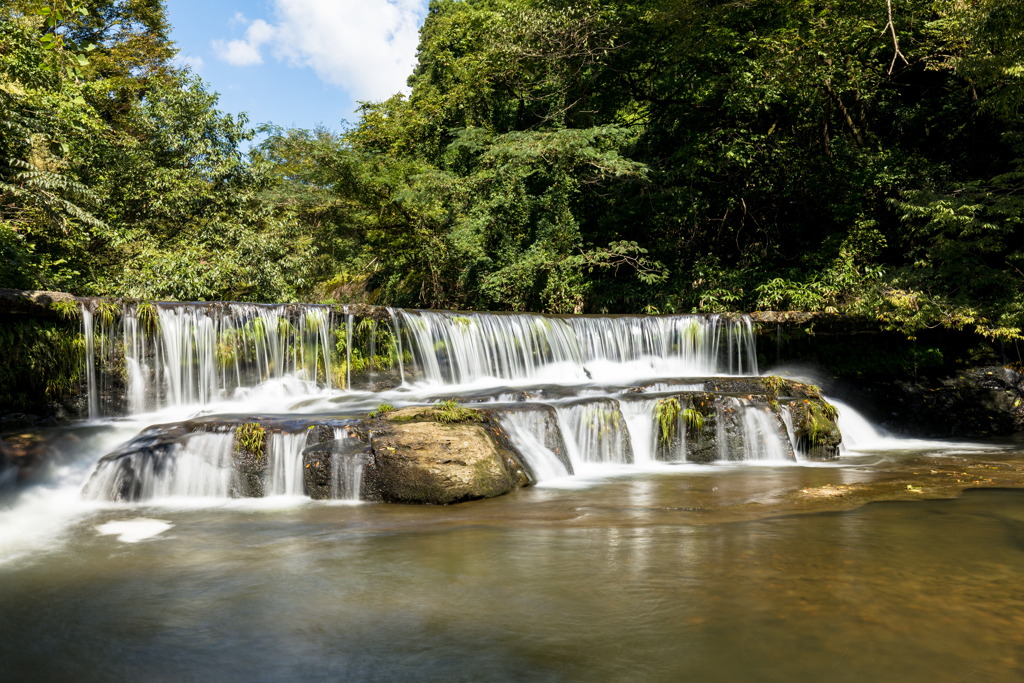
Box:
xmin=235 ymin=423 xmax=266 ymax=459
xmin=655 ymin=397 xmax=681 ymax=446
xmin=434 ymin=399 xmax=474 ymax=424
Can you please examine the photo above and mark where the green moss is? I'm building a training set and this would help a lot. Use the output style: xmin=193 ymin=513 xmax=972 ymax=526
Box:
xmin=804 ymin=401 xmax=840 ymax=445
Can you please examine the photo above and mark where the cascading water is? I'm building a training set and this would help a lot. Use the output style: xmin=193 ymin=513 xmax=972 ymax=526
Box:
xmin=266 ymin=432 xmax=307 ymax=496
xmin=330 ymin=428 xmax=364 ymax=501
xmin=499 ymin=410 xmax=573 ymax=481
xmin=80 ymin=302 xmax=760 ymax=417
xmin=71 ymin=299 xmax=831 ymax=502
xmin=738 ymin=403 xmax=793 ymax=461
xmin=557 ymin=400 xmax=635 ymax=466
xmin=84 ymin=431 xmax=236 ymax=501
xmin=618 ymin=399 xmax=660 ymax=464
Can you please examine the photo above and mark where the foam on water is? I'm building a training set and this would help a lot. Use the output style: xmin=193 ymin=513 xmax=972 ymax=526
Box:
xmin=95 ymin=518 xmax=174 ymax=543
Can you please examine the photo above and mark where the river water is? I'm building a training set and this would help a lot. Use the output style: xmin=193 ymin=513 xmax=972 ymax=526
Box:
xmin=1 ymin=306 xmax=1023 ymax=680
xmin=2 ymin=437 xmax=1024 ymax=682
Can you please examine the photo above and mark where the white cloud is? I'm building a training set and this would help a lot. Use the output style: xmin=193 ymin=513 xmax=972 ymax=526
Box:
xmin=173 ymin=54 xmax=205 ymax=73
xmin=212 ymin=18 xmax=275 ymax=66
xmin=211 ymin=0 xmax=428 ymax=101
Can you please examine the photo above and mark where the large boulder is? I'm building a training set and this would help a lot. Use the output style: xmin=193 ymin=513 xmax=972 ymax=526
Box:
xmin=362 ymin=406 xmax=530 ymax=504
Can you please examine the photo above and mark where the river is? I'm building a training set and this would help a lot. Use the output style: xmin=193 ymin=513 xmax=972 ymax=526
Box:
xmin=1 ymin=305 xmax=1022 ymax=680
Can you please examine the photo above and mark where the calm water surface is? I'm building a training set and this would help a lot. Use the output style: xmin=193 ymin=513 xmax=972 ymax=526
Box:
xmin=1 ymin=459 xmax=1023 ymax=682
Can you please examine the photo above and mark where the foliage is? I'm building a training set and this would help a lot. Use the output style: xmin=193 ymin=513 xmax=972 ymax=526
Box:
xmin=762 ymin=375 xmax=787 ymax=398
xmin=0 ymin=0 xmax=1021 ymax=343
xmin=0 ymin=318 xmax=83 ymax=407
xmin=135 ymin=301 xmax=158 ymax=333
xmin=681 ymin=408 xmax=704 ymax=433
xmin=434 ymin=398 xmax=474 ymax=424
xmin=654 ymin=397 xmax=681 ymax=445
xmin=235 ymin=423 xmax=265 ymax=458
xmin=369 ymin=402 xmax=395 ymax=419
xmin=49 ymin=297 xmax=78 ymax=320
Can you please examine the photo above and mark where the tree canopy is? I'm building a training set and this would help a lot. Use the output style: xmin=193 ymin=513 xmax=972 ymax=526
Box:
xmin=1 ymin=0 xmax=1022 ymax=337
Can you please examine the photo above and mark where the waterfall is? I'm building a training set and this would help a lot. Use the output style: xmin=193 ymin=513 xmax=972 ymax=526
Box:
xmin=498 ymin=410 xmax=572 ymax=481
xmin=82 ymin=307 xmax=99 ymax=419
xmin=738 ymin=404 xmax=792 ymax=461
xmin=266 ymin=432 xmax=307 ymax=496
xmin=84 ymin=431 xmax=236 ymax=501
xmin=556 ymin=400 xmax=634 ymax=465
xmin=618 ymin=399 xmax=659 ymax=464
xmin=79 ymin=301 xmax=760 ymax=416
xmin=402 ymin=310 xmax=757 ymax=385
xmin=73 ymin=299 xmax=849 ymax=505
xmin=331 ymin=428 xmax=364 ymax=501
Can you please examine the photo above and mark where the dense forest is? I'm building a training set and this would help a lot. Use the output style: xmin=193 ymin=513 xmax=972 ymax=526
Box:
xmin=1 ymin=0 xmax=1021 ymax=338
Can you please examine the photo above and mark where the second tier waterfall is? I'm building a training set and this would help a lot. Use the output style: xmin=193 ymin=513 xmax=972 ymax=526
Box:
xmin=78 ymin=301 xmax=758 ymax=417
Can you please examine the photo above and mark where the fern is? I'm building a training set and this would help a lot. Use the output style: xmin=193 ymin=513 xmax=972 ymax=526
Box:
xmin=655 ymin=397 xmax=682 ymax=445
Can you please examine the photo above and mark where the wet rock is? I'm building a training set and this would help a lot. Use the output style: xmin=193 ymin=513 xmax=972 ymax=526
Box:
xmin=1 ymin=413 xmax=38 ymax=433
xmin=82 ymin=425 xmax=190 ymax=501
xmin=0 ymin=432 xmax=48 ymax=481
xmin=302 ymin=424 xmax=371 ymax=500
xmin=231 ymin=423 xmax=268 ymax=498
xmin=363 ymin=406 xmax=530 ymax=504
xmin=782 ymin=393 xmax=842 ymax=460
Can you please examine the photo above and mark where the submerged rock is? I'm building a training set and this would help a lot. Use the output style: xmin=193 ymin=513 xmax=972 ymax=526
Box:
xmin=363 ymin=406 xmax=530 ymax=505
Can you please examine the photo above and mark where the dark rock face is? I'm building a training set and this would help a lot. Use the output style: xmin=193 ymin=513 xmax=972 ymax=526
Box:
xmin=230 ymin=424 xmax=268 ymax=498
xmin=828 ymin=366 xmax=1024 ymax=438
xmin=684 ymin=395 xmax=723 ymax=464
xmin=81 ymin=425 xmax=190 ymax=501
xmin=302 ymin=424 xmax=372 ymax=500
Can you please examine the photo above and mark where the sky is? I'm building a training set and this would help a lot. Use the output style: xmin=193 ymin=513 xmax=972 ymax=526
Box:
xmin=166 ymin=0 xmax=430 ymax=133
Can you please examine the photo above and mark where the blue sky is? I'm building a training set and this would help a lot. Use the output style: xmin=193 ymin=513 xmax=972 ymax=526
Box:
xmin=167 ymin=0 xmax=429 ymax=133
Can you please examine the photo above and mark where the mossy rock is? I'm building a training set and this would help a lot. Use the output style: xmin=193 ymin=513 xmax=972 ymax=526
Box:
xmin=362 ymin=406 xmax=529 ymax=504
xmin=786 ymin=398 xmax=842 ymax=460
xmin=231 ymin=422 xmax=268 ymax=497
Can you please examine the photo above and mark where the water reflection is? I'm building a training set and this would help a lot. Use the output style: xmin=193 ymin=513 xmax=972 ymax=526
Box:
xmin=1 ymin=478 xmax=1023 ymax=682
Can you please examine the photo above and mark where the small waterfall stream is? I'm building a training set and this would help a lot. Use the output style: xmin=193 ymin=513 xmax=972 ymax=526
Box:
xmin=266 ymin=432 xmax=307 ymax=496
xmin=330 ymin=428 xmax=364 ymax=501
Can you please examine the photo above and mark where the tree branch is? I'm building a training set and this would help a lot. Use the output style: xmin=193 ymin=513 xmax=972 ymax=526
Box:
xmin=884 ymin=0 xmax=909 ymax=75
